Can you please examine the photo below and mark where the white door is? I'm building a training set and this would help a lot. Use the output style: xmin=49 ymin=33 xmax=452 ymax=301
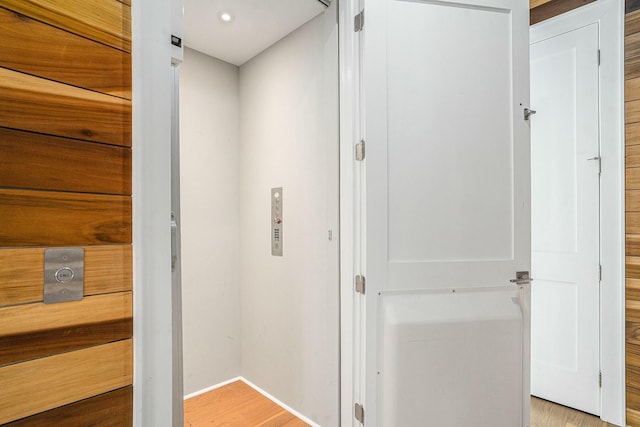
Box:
xmin=357 ymin=0 xmax=531 ymax=426
xmin=530 ymin=23 xmax=601 ymax=415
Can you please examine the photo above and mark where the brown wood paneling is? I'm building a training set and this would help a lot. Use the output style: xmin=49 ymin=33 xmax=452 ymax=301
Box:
xmin=630 ymin=321 xmax=640 ymax=346
xmin=85 ymin=245 xmax=133 ymax=296
xmin=0 ymin=189 xmax=131 ymax=246
xmin=628 ymin=256 xmax=640 ymax=279
xmin=628 ymin=145 xmax=640 ymax=169
xmin=630 ymin=407 xmax=640 ymax=427
xmin=628 ymin=122 xmax=640 ymax=146
xmin=5 ymin=386 xmax=132 ymax=427
xmin=0 ymin=0 xmax=131 ymax=52
xmin=627 ymin=30 xmax=640 ymax=81
xmin=0 ymin=339 xmax=132 ymax=424
xmin=0 ymin=68 xmax=131 ymax=147
xmin=631 ymin=365 xmax=640 ymax=394
xmin=629 ymin=78 xmax=640 ymax=103
xmin=629 ymin=167 xmax=640 ymax=190
xmin=530 ymin=0 xmax=553 ymax=9
xmin=629 ymin=235 xmax=640 ymax=257
xmin=628 ymin=213 xmax=640 ymax=235
xmin=629 ymin=191 xmax=640 ymax=211
xmin=627 ymin=58 xmax=640 ymax=81
xmin=630 ymin=0 xmax=640 ymax=14
xmin=629 ymin=10 xmax=640 ymax=36
xmin=0 ymin=128 xmax=131 ymax=195
xmin=0 ymin=7 xmax=131 ymax=99
xmin=0 ymin=292 xmax=132 ymax=365
xmin=631 ymin=280 xmax=640 ymax=307
xmin=628 ymin=100 xmax=640 ymax=125
xmin=0 ymin=246 xmax=132 ymax=307
xmin=530 ymin=0 xmax=595 ymax=25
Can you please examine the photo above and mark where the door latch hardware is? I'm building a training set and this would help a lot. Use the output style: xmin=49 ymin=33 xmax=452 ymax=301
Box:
xmin=588 ymin=156 xmax=601 ymax=175
xmin=510 ymin=271 xmax=532 ymax=285
xmin=524 ymin=108 xmax=537 ymax=120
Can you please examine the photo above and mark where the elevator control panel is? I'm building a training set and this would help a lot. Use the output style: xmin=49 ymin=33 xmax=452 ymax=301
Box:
xmin=44 ymin=248 xmax=84 ymax=304
xmin=271 ymin=187 xmax=283 ymax=256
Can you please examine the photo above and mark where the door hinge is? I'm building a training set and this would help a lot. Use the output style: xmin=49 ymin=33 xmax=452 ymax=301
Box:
xmin=598 ymin=49 xmax=601 ymax=66
xmin=355 ymin=140 xmax=365 ymax=161
xmin=599 ymin=371 xmax=602 ymax=388
xmin=355 ymin=275 xmax=366 ymax=294
xmin=598 ymin=264 xmax=602 ymax=281
xmin=354 ymin=10 xmax=364 ymax=32
xmin=355 ymin=402 xmax=365 ymax=424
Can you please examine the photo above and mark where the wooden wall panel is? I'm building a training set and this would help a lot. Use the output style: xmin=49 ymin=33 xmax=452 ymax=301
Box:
xmin=5 ymin=387 xmax=133 ymax=427
xmin=629 ymin=6 xmax=640 ymax=425
xmin=0 ymin=339 xmax=133 ymax=424
xmin=0 ymin=190 xmax=131 ymax=246
xmin=628 ymin=144 xmax=640 ymax=169
xmin=0 ymin=0 xmax=133 ymax=423
xmin=0 ymin=292 xmax=132 ymax=366
xmin=0 ymin=246 xmax=132 ymax=307
xmin=0 ymin=128 xmax=131 ymax=195
xmin=0 ymin=0 xmax=131 ymax=52
xmin=0 ymin=7 xmax=131 ymax=99
xmin=0 ymin=68 xmax=131 ymax=147
xmin=530 ymin=0 xmax=595 ymax=25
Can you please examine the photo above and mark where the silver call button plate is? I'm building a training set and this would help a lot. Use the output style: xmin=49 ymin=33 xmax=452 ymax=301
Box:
xmin=44 ymin=248 xmax=84 ymax=304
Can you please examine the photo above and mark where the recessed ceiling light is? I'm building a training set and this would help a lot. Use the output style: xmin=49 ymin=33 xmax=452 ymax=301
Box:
xmin=220 ymin=12 xmax=233 ymax=22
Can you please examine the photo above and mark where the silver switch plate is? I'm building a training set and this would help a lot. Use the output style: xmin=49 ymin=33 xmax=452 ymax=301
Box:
xmin=271 ymin=187 xmax=283 ymax=256
xmin=44 ymin=248 xmax=84 ymax=304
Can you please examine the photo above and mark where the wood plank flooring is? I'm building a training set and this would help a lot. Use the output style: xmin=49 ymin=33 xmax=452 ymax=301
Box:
xmin=531 ymin=397 xmax=616 ymax=427
xmin=184 ymin=381 xmax=308 ymax=427
xmin=185 ymin=385 xmax=617 ymax=427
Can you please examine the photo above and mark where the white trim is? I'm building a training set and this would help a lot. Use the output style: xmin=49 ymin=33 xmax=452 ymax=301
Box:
xmin=132 ymin=0 xmax=176 ymax=425
xmin=339 ymin=0 xmax=359 ymax=425
xmin=531 ymin=1 xmax=625 ymax=425
xmin=183 ymin=377 xmax=242 ymax=400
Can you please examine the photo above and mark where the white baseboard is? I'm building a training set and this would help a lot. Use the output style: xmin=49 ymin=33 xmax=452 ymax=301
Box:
xmin=183 ymin=376 xmax=321 ymax=427
xmin=183 ymin=376 xmax=242 ymax=400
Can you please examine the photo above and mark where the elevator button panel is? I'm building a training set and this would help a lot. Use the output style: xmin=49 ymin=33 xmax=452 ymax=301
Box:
xmin=44 ymin=248 xmax=84 ymax=304
xmin=271 ymin=187 xmax=283 ymax=256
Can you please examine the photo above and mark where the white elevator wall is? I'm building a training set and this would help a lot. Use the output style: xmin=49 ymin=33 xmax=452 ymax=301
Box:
xmin=180 ymin=48 xmax=241 ymax=395
xmin=239 ymin=9 xmax=339 ymax=427
xmin=179 ymin=8 xmax=339 ymax=425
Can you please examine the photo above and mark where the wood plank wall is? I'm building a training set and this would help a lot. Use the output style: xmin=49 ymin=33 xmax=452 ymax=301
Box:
xmin=0 ymin=0 xmax=132 ymax=424
xmin=629 ymin=2 xmax=640 ymax=425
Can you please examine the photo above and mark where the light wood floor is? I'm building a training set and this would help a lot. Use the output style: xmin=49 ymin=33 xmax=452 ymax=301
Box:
xmin=185 ymin=383 xmax=617 ymax=427
xmin=184 ymin=380 xmax=309 ymax=427
xmin=531 ymin=397 xmax=616 ymax=427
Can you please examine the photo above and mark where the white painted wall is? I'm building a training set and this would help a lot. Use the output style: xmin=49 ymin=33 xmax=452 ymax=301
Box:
xmin=179 ymin=48 xmax=241 ymax=395
xmin=238 ymin=9 xmax=339 ymax=426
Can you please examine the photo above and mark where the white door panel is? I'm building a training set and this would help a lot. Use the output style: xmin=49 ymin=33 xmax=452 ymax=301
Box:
xmin=360 ymin=0 xmax=531 ymax=425
xmin=530 ymin=22 xmax=600 ymax=415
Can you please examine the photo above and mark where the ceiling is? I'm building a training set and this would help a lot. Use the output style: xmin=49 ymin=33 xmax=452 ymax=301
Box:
xmin=184 ymin=0 xmax=327 ymax=66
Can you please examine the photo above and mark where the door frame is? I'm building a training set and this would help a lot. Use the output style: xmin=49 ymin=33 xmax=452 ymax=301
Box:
xmin=530 ymin=0 xmax=624 ymax=424
xmin=338 ymin=0 xmax=361 ymax=424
